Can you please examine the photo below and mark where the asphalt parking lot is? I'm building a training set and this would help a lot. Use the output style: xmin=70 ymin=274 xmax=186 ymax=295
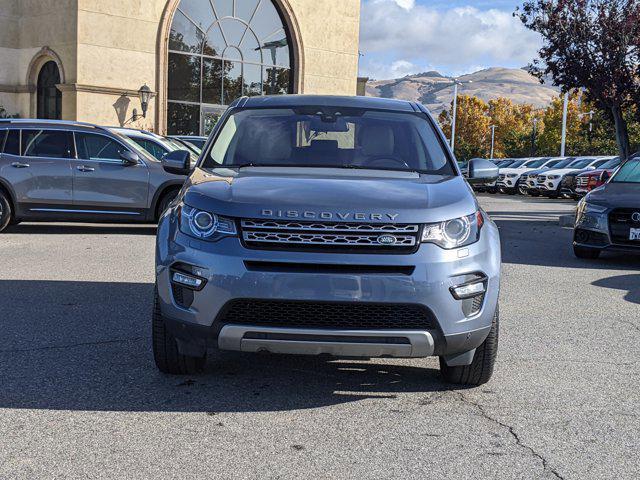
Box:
xmin=1 ymin=195 xmax=638 ymax=480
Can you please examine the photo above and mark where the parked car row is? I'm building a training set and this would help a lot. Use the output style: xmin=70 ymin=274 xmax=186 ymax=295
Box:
xmin=0 ymin=119 xmax=206 ymax=232
xmin=472 ymin=155 xmax=621 ymax=200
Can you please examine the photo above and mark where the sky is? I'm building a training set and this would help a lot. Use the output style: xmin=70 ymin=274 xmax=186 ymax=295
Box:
xmin=358 ymin=0 xmax=543 ymax=80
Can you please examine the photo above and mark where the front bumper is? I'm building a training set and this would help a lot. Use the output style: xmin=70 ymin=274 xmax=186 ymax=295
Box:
xmin=537 ymin=178 xmax=562 ymax=193
xmin=156 ymin=210 xmax=501 ymax=359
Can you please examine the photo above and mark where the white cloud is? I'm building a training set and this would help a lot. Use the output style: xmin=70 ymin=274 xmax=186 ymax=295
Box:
xmin=392 ymin=0 xmax=415 ymax=9
xmin=360 ymin=0 xmax=541 ymax=78
xmin=363 ymin=59 xmax=428 ymax=80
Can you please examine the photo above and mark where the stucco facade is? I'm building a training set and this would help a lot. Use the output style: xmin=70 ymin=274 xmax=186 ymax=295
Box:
xmin=0 ymin=0 xmax=360 ymax=133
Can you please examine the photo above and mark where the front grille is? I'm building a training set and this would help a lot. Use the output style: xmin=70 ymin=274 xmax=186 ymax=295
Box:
xmin=240 ymin=219 xmax=420 ymax=253
xmin=498 ymin=174 xmax=506 ymax=182
xmin=609 ymin=208 xmax=640 ymax=245
xmin=576 ymin=177 xmax=589 ymax=187
xmin=537 ymin=175 xmax=546 ymax=183
xmin=216 ymin=299 xmax=437 ymax=330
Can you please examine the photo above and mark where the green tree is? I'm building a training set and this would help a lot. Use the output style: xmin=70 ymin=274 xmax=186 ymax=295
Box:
xmin=518 ymin=0 xmax=640 ymax=159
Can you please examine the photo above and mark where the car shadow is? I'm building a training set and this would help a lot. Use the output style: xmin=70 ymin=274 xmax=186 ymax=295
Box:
xmin=5 ymin=223 xmax=157 ymax=235
xmin=488 ymin=209 xmax=640 ymax=271
xmin=592 ymin=274 xmax=640 ymax=305
xmin=0 ymin=280 xmax=462 ymax=414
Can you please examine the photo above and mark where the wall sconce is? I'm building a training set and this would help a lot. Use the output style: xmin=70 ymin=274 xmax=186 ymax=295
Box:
xmin=132 ymin=84 xmax=153 ymax=121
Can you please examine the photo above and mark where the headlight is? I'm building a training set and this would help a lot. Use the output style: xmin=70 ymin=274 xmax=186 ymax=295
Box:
xmin=548 ymin=175 xmax=560 ymax=180
xmin=576 ymin=200 xmax=608 ymax=232
xmin=422 ymin=211 xmax=484 ymax=249
xmin=179 ymin=204 xmax=236 ymax=240
xmin=507 ymin=173 xmax=519 ymax=178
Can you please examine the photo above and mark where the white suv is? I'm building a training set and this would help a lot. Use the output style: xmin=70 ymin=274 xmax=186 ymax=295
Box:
xmin=536 ymin=157 xmax=613 ymax=198
xmin=496 ymin=158 xmax=545 ymax=194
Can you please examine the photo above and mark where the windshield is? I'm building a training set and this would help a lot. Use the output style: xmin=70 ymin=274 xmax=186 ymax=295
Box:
xmin=567 ymin=158 xmax=595 ymax=169
xmin=507 ymin=160 xmax=526 ymax=168
xmin=111 ymin=132 xmax=157 ymax=163
xmin=496 ymin=160 xmax=513 ymax=167
xmin=550 ymin=159 xmax=571 ymax=169
xmin=527 ymin=158 xmax=550 ymax=168
xmin=599 ymin=157 xmax=620 ymax=170
xmin=611 ymin=159 xmax=640 ymax=183
xmin=202 ymin=108 xmax=455 ymax=174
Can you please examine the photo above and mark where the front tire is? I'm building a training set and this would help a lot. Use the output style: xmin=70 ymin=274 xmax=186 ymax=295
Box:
xmin=574 ymin=245 xmax=601 ymax=259
xmin=0 ymin=191 xmax=12 ymax=233
xmin=152 ymin=288 xmax=206 ymax=374
xmin=440 ymin=308 xmax=499 ymax=386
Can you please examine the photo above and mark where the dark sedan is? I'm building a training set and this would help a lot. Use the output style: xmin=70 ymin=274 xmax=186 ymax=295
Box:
xmin=573 ymin=157 xmax=640 ymax=258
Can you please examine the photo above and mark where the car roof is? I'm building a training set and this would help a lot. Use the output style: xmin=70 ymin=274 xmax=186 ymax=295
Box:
xmin=0 ymin=118 xmax=108 ymax=132
xmin=234 ymin=95 xmax=420 ymax=112
xmin=110 ymin=127 xmax=163 ymax=141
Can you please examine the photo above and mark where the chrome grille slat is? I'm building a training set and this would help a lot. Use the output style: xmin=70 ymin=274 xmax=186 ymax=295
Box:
xmin=240 ymin=219 xmax=420 ymax=251
xmin=240 ymin=219 xmax=418 ymax=234
xmin=243 ymin=231 xmax=417 ymax=246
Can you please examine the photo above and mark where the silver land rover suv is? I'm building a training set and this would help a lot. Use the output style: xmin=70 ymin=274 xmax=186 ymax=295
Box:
xmin=154 ymin=95 xmax=501 ymax=386
xmin=0 ymin=119 xmax=192 ymax=231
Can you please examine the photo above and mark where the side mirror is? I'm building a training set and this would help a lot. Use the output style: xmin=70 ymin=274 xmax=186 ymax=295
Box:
xmin=600 ymin=170 xmax=611 ymax=183
xmin=120 ymin=151 xmax=139 ymax=166
xmin=162 ymin=150 xmax=191 ymax=176
xmin=467 ymin=158 xmax=499 ymax=185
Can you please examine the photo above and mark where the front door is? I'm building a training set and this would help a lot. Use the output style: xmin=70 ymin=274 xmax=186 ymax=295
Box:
xmin=5 ymin=129 xmax=74 ymax=215
xmin=71 ymin=132 xmax=150 ymax=212
xmin=200 ymin=105 xmax=226 ymax=136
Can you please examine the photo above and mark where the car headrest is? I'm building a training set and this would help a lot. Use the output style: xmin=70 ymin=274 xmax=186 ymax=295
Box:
xmin=361 ymin=125 xmax=395 ymax=157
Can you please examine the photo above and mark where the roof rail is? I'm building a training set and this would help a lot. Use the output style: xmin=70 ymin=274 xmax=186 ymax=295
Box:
xmin=0 ymin=118 xmax=105 ymax=130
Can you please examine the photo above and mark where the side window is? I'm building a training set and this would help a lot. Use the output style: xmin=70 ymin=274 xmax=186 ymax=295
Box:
xmin=4 ymin=130 xmax=20 ymax=155
xmin=131 ymin=138 xmax=165 ymax=160
xmin=75 ymin=133 xmax=126 ymax=161
xmin=21 ymin=130 xmax=72 ymax=158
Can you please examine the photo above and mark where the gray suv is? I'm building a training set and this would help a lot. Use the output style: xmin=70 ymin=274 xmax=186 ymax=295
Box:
xmin=154 ymin=95 xmax=501 ymax=386
xmin=0 ymin=119 xmax=191 ymax=231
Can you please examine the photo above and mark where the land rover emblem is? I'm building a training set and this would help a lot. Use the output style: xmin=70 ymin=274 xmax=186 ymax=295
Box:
xmin=377 ymin=235 xmax=398 ymax=245
xmin=633 ymin=212 xmax=640 ymax=222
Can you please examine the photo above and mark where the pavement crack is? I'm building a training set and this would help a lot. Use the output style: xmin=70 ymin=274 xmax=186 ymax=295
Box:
xmin=0 ymin=337 xmax=145 ymax=354
xmin=454 ymin=391 xmax=564 ymax=480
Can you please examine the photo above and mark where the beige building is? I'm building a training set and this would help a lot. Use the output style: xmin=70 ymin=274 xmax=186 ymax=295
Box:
xmin=0 ymin=0 xmax=361 ymax=135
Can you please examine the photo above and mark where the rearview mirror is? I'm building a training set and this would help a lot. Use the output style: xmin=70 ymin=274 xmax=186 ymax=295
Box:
xmin=162 ymin=150 xmax=191 ymax=176
xmin=120 ymin=151 xmax=139 ymax=166
xmin=467 ymin=158 xmax=499 ymax=185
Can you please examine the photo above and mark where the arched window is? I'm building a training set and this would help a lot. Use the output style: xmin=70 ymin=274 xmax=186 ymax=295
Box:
xmin=167 ymin=0 xmax=293 ymax=135
xmin=37 ymin=61 xmax=62 ymax=120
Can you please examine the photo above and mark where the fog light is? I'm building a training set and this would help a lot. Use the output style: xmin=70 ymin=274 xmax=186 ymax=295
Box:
xmin=450 ymin=281 xmax=486 ymax=300
xmin=172 ymin=271 xmax=205 ymax=290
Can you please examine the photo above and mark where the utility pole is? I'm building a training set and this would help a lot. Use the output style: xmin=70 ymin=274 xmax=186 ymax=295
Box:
xmin=490 ymin=125 xmax=497 ymax=160
xmin=450 ymin=79 xmax=472 ymax=152
xmin=560 ymin=92 xmax=569 ymax=157
xmin=531 ymin=117 xmax=538 ymax=156
xmin=579 ymin=110 xmax=595 ymax=153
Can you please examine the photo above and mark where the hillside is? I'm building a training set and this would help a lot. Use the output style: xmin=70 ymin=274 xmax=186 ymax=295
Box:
xmin=366 ymin=67 xmax=560 ymax=114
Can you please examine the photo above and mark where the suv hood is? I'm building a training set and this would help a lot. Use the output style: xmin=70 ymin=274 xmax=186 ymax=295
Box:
xmin=499 ymin=167 xmax=533 ymax=174
xmin=587 ymin=182 xmax=640 ymax=208
xmin=182 ymin=167 xmax=478 ymax=224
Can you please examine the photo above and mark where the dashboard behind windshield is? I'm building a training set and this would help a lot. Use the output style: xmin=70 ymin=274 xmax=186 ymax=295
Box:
xmin=202 ymin=108 xmax=455 ymax=174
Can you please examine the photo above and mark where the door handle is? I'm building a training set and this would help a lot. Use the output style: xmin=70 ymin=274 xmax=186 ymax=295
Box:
xmin=77 ymin=165 xmax=95 ymax=172
xmin=11 ymin=162 xmax=30 ymax=168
